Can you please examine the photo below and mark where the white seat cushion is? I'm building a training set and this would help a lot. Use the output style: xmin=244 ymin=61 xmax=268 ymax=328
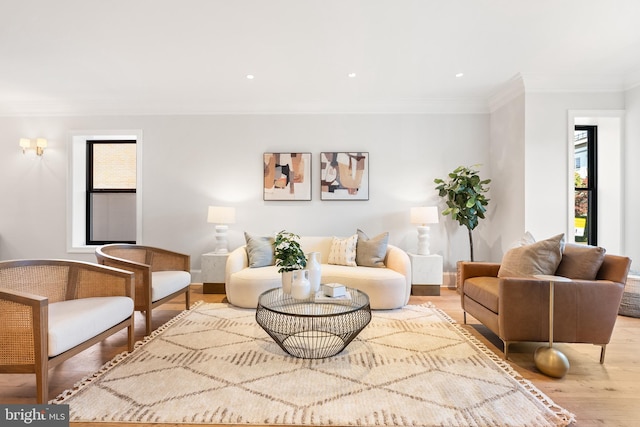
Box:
xmin=227 ymin=264 xmax=407 ymax=309
xmin=227 ymin=266 xmax=282 ymax=308
xmin=321 ymin=264 xmax=407 ymax=309
xmin=48 ymin=296 xmax=134 ymax=357
xmin=151 ymin=271 xmax=191 ymax=302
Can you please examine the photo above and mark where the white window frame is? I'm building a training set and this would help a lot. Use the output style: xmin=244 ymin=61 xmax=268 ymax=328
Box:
xmin=67 ymin=130 xmax=143 ymax=253
xmin=567 ymin=111 xmax=624 ymax=254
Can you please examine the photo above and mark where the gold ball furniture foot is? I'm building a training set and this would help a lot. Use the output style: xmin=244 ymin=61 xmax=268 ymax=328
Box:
xmin=534 ymin=346 xmax=570 ymax=378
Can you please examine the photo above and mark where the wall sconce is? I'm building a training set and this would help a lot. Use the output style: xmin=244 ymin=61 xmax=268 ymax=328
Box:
xmin=19 ymin=138 xmax=48 ymax=156
xmin=410 ymin=206 xmax=439 ymax=255
xmin=207 ymin=206 xmax=236 ymax=254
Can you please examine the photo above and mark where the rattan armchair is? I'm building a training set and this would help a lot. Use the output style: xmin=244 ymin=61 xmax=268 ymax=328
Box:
xmin=0 ymin=259 xmax=135 ymax=403
xmin=95 ymin=244 xmax=191 ymax=335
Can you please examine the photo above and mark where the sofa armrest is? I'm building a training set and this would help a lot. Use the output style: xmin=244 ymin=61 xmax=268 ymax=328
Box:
xmin=458 ymin=262 xmax=500 ymax=294
xmin=226 ymin=245 xmax=249 ymax=285
xmin=0 ymin=288 xmax=48 ymax=366
xmin=597 ymin=254 xmax=631 ymax=284
xmin=459 ymin=262 xmax=501 ymax=281
xmin=97 ymin=255 xmax=151 ymax=304
xmin=384 ymin=244 xmax=412 ymax=303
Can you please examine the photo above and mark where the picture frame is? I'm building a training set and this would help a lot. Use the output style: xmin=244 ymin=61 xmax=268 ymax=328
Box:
xmin=263 ymin=152 xmax=312 ymax=201
xmin=320 ymin=152 xmax=369 ymax=200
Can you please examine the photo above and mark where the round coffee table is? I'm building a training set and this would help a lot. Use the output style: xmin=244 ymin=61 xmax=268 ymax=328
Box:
xmin=255 ymin=287 xmax=371 ymax=359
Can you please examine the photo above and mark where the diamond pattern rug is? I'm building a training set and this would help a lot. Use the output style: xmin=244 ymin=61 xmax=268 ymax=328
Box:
xmin=54 ymin=302 xmax=575 ymax=426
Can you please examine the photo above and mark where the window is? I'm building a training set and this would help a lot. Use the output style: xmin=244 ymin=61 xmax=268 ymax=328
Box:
xmin=574 ymin=126 xmax=597 ymax=245
xmin=86 ymin=141 xmax=137 ymax=245
xmin=68 ymin=130 xmax=142 ymax=253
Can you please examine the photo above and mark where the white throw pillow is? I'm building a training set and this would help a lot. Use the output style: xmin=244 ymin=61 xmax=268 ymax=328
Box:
xmin=328 ymin=234 xmax=358 ymax=267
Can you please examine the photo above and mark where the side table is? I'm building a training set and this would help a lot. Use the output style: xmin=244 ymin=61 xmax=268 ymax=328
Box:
xmin=533 ymin=274 xmax=571 ymax=378
xmin=201 ymin=252 xmax=228 ymax=294
xmin=408 ymin=253 xmax=443 ymax=296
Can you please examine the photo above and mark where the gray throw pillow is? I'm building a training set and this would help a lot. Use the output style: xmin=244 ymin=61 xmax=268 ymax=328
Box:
xmin=497 ymin=233 xmax=565 ymax=278
xmin=555 ymin=243 xmax=606 ymax=280
xmin=356 ymin=229 xmax=389 ymax=268
xmin=244 ymin=232 xmax=275 ymax=268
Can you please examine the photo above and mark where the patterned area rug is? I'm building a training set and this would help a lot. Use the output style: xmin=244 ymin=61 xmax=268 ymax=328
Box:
xmin=54 ymin=302 xmax=575 ymax=426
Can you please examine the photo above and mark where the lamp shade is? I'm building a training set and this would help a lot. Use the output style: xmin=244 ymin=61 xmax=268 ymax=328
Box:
xmin=207 ymin=206 xmax=236 ymax=224
xmin=410 ymin=206 xmax=439 ymax=225
xmin=36 ymin=138 xmax=48 ymax=148
xmin=19 ymin=138 xmax=31 ymax=149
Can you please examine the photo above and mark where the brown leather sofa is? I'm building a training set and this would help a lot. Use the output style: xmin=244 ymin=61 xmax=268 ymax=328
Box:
xmin=459 ymin=253 xmax=631 ymax=363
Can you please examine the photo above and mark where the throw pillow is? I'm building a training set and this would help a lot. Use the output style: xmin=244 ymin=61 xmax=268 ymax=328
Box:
xmin=555 ymin=243 xmax=606 ymax=280
xmin=244 ymin=232 xmax=275 ymax=268
xmin=328 ymin=234 xmax=358 ymax=267
xmin=355 ymin=229 xmax=389 ymax=268
xmin=497 ymin=233 xmax=565 ymax=278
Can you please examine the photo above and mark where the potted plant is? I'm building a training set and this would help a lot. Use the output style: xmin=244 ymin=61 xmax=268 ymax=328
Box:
xmin=273 ymin=230 xmax=307 ymax=293
xmin=434 ymin=165 xmax=490 ymax=262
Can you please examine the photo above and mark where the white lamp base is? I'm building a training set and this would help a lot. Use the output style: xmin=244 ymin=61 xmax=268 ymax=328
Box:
xmin=214 ymin=225 xmax=229 ymax=254
xmin=416 ymin=225 xmax=431 ymax=255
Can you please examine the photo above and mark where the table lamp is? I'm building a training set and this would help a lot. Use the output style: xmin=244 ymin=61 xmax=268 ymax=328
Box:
xmin=207 ymin=206 xmax=236 ymax=254
xmin=410 ymin=206 xmax=439 ymax=255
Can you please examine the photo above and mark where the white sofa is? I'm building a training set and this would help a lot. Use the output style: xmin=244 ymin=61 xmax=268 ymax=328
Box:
xmin=225 ymin=236 xmax=411 ymax=309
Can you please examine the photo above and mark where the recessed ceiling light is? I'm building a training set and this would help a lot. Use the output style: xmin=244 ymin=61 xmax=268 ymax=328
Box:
xmin=348 ymin=72 xmax=357 ymax=78
xmin=246 ymin=74 xmax=255 ymax=80
xmin=455 ymin=72 xmax=464 ymax=78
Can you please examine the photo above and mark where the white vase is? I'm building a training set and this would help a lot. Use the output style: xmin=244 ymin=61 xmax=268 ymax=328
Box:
xmin=306 ymin=251 xmax=321 ymax=296
xmin=291 ymin=269 xmax=311 ymax=300
xmin=281 ymin=270 xmax=294 ymax=294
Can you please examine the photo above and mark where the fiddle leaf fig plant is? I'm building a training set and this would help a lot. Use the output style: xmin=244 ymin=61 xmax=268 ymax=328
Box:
xmin=434 ymin=165 xmax=491 ymax=261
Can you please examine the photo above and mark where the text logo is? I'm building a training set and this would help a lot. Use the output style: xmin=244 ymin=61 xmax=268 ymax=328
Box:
xmin=1 ymin=405 xmax=69 ymax=426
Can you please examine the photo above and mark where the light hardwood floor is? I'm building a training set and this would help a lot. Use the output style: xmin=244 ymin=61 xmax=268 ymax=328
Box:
xmin=2 ymin=285 xmax=639 ymax=426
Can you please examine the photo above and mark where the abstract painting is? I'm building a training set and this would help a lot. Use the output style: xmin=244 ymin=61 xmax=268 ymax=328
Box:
xmin=263 ymin=152 xmax=311 ymax=201
xmin=320 ymin=152 xmax=369 ymax=200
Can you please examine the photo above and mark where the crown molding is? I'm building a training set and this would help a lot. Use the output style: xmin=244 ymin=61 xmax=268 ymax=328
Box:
xmin=487 ymin=74 xmax=525 ymax=113
xmin=519 ymin=73 xmax=628 ymax=93
xmin=0 ymin=97 xmax=490 ymax=117
xmin=624 ymin=69 xmax=640 ymax=90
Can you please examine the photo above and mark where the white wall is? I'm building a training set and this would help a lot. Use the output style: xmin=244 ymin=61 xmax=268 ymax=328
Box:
xmin=489 ymin=92 xmax=525 ymax=260
xmin=0 ymin=114 xmax=490 ymax=272
xmin=524 ymin=92 xmax=626 ymax=243
xmin=625 ymin=85 xmax=640 ymax=270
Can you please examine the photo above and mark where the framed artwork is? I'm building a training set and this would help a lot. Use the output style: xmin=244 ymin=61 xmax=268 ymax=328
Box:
xmin=320 ymin=152 xmax=369 ymax=200
xmin=263 ymin=152 xmax=312 ymax=201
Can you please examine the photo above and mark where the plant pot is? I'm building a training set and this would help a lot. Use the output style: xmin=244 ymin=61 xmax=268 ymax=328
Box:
xmin=282 ymin=270 xmax=294 ymax=294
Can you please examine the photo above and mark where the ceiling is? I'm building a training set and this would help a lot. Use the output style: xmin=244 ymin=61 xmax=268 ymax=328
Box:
xmin=2 ymin=0 xmax=640 ymax=116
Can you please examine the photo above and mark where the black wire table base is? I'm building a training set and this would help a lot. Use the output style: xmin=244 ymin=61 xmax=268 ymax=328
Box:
xmin=256 ymin=287 xmax=372 ymax=359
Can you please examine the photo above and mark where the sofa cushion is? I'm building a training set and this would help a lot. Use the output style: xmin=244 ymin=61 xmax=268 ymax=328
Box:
xmin=48 ymin=296 xmax=134 ymax=357
xmin=356 ymin=229 xmax=388 ymax=268
xmin=463 ymin=277 xmax=500 ymax=314
xmin=328 ymin=234 xmax=358 ymax=267
xmin=152 ymin=271 xmax=191 ymax=302
xmin=555 ymin=243 xmax=606 ymax=280
xmin=498 ymin=233 xmax=565 ymax=278
xmin=230 ymin=265 xmax=281 ymax=287
xmin=244 ymin=232 xmax=275 ymax=268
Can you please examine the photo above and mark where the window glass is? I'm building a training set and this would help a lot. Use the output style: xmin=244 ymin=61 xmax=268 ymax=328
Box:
xmin=87 ymin=141 xmax=137 ymax=244
xmin=92 ymin=143 xmax=136 ymax=189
